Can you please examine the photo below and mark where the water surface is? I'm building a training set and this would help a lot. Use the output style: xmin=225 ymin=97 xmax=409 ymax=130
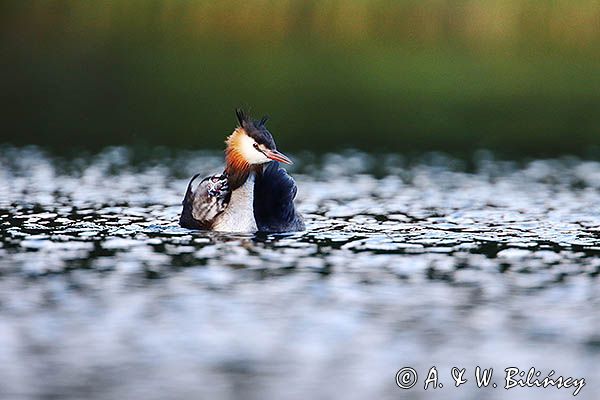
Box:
xmin=1 ymin=147 xmax=599 ymax=399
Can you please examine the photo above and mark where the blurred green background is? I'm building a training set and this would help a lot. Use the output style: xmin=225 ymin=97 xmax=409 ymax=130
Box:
xmin=1 ymin=1 xmax=600 ymax=156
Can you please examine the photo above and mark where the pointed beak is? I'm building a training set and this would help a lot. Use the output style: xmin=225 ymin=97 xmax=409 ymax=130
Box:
xmin=265 ymin=149 xmax=293 ymax=165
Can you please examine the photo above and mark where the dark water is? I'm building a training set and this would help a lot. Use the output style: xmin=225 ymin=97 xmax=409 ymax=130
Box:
xmin=1 ymin=147 xmax=599 ymax=400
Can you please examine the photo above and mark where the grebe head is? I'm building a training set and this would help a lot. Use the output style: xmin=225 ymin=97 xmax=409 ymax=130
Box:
xmin=225 ymin=109 xmax=292 ymax=169
xmin=224 ymin=109 xmax=292 ymax=189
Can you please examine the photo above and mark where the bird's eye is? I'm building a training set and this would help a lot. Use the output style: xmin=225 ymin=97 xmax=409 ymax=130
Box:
xmin=253 ymin=143 xmax=260 ymax=150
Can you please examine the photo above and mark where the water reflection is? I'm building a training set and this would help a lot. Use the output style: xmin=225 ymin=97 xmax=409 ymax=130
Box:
xmin=0 ymin=147 xmax=599 ymax=399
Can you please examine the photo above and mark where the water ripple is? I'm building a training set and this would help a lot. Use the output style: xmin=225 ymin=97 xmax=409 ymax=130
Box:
xmin=0 ymin=147 xmax=599 ymax=399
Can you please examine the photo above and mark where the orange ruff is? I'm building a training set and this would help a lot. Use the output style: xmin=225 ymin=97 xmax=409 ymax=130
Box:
xmin=224 ymin=128 xmax=251 ymax=175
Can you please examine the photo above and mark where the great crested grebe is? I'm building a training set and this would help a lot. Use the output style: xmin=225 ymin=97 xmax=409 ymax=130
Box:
xmin=179 ymin=109 xmax=304 ymax=233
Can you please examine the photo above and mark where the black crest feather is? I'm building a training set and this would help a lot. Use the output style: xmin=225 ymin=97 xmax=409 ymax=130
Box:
xmin=235 ymin=108 xmax=247 ymax=127
xmin=234 ymin=108 xmax=276 ymax=149
xmin=259 ymin=115 xmax=269 ymax=126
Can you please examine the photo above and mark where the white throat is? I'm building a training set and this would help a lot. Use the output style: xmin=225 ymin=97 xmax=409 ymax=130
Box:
xmin=212 ymin=173 xmax=258 ymax=233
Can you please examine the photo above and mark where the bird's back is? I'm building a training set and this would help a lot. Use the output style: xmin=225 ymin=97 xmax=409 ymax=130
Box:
xmin=253 ymin=162 xmax=304 ymax=233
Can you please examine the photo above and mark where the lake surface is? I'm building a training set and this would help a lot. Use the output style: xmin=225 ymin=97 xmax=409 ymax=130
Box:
xmin=1 ymin=147 xmax=599 ymax=400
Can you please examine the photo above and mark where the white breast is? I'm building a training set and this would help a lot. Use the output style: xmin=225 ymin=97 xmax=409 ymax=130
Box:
xmin=212 ymin=174 xmax=258 ymax=233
